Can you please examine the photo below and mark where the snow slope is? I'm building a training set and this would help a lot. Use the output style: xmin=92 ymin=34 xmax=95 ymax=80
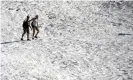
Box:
xmin=1 ymin=1 xmax=133 ymax=80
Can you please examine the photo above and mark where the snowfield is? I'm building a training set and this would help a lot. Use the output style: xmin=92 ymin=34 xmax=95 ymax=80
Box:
xmin=1 ymin=1 xmax=133 ymax=80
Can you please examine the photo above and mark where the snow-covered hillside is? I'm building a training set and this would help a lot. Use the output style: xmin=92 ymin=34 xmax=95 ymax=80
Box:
xmin=1 ymin=1 xmax=133 ymax=80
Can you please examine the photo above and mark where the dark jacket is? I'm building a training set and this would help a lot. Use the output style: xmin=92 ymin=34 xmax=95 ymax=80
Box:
xmin=23 ymin=20 xmax=30 ymax=28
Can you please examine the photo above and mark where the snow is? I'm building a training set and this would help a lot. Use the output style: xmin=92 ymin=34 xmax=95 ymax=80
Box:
xmin=1 ymin=1 xmax=133 ymax=80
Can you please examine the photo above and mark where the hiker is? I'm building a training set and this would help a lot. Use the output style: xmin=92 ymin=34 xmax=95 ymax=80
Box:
xmin=29 ymin=15 xmax=39 ymax=39
xmin=21 ymin=15 xmax=32 ymax=41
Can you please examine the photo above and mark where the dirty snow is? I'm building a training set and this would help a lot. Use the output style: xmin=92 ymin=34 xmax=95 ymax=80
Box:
xmin=1 ymin=1 xmax=133 ymax=80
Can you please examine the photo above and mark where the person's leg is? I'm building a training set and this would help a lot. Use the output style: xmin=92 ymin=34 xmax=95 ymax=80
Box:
xmin=35 ymin=27 xmax=39 ymax=38
xmin=21 ymin=28 xmax=26 ymax=40
xmin=32 ymin=27 xmax=35 ymax=39
xmin=27 ymin=28 xmax=30 ymax=40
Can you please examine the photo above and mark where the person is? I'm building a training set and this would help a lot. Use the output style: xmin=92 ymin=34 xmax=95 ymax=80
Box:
xmin=21 ymin=15 xmax=32 ymax=41
xmin=29 ymin=15 xmax=39 ymax=39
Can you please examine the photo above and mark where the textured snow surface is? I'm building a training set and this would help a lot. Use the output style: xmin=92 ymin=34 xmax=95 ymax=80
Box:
xmin=1 ymin=1 xmax=133 ymax=80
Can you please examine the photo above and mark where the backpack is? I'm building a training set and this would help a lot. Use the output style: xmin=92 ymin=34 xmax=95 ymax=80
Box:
xmin=31 ymin=21 xmax=36 ymax=27
xmin=22 ymin=20 xmax=29 ymax=28
xmin=23 ymin=20 xmax=26 ymax=27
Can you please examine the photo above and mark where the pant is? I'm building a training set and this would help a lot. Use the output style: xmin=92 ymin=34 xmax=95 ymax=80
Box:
xmin=21 ymin=27 xmax=30 ymax=40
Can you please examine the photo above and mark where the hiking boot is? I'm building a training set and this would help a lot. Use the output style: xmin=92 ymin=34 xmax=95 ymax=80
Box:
xmin=35 ymin=36 xmax=38 ymax=38
xmin=27 ymin=39 xmax=30 ymax=41
xmin=32 ymin=37 xmax=34 ymax=40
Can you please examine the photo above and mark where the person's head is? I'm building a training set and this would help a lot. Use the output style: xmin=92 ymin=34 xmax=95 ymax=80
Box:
xmin=35 ymin=15 xmax=38 ymax=19
xmin=26 ymin=15 xmax=30 ymax=20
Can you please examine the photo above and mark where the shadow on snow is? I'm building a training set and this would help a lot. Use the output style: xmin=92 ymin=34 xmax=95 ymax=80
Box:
xmin=0 ymin=40 xmax=25 ymax=44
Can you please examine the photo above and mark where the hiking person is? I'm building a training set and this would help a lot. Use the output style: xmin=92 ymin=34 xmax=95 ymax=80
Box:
xmin=21 ymin=15 xmax=32 ymax=41
xmin=29 ymin=15 xmax=39 ymax=39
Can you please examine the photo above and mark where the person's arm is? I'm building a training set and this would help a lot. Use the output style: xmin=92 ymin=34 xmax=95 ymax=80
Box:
xmin=28 ymin=18 xmax=34 ymax=22
xmin=29 ymin=22 xmax=32 ymax=30
xmin=28 ymin=18 xmax=34 ymax=30
xmin=29 ymin=25 xmax=32 ymax=30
